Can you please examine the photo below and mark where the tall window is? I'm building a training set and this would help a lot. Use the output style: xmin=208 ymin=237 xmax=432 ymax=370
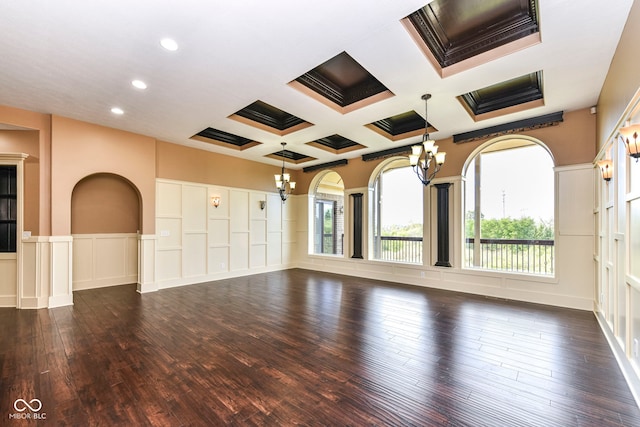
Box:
xmin=313 ymin=171 xmax=344 ymax=255
xmin=371 ymin=158 xmax=423 ymax=264
xmin=464 ymin=139 xmax=555 ymax=275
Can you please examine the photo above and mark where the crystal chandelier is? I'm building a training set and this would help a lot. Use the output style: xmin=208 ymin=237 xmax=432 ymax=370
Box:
xmin=409 ymin=94 xmax=446 ymax=186
xmin=274 ymin=142 xmax=296 ymax=202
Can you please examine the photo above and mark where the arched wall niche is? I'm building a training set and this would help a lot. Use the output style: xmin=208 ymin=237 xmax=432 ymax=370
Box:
xmin=71 ymin=172 xmax=141 ymax=234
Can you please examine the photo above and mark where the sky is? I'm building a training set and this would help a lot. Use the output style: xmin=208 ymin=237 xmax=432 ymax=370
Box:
xmin=380 ymin=144 xmax=555 ymax=226
xmin=468 ymin=145 xmax=554 ymax=222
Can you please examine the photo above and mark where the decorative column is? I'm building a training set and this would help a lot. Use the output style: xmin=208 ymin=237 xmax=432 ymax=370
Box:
xmin=351 ymin=193 xmax=363 ymax=259
xmin=435 ymin=183 xmax=452 ymax=267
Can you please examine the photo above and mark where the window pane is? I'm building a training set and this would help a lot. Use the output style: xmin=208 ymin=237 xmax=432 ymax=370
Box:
xmin=464 ymin=142 xmax=554 ymax=275
xmin=372 ymin=161 xmax=423 ymax=264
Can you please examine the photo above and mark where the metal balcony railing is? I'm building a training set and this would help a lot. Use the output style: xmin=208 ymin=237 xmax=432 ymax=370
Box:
xmin=465 ymin=238 xmax=554 ymax=275
xmin=374 ymin=236 xmax=423 ymax=264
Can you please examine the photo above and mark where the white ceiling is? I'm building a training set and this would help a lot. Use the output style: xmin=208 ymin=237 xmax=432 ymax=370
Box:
xmin=0 ymin=1 xmax=633 ymax=169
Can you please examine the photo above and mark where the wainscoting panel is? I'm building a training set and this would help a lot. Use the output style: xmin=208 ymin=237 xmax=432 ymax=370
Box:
xmin=230 ymin=232 xmax=249 ymax=271
xmin=183 ymin=185 xmax=207 ymax=230
xmin=558 ymin=165 xmax=593 ymax=236
xmin=157 ymin=249 xmax=182 ymax=283
xmin=21 ymin=237 xmax=51 ymax=308
xmin=72 ymin=234 xmax=138 ymax=290
xmin=251 ymin=219 xmax=266 ymax=244
xmin=49 ymin=236 xmax=73 ymax=308
xmin=157 ymin=181 xmax=182 ymax=217
xmin=209 ymin=246 xmax=229 ymax=273
xmin=155 ymin=178 xmax=295 ymax=287
xmin=250 ymin=244 xmax=266 ymax=268
xmin=0 ymin=253 xmax=17 ymax=306
xmin=209 ymin=219 xmax=229 ymax=246
xmin=183 ymin=233 xmax=207 ymax=278
xmin=267 ymin=232 xmax=282 ymax=266
xmin=230 ymin=190 xmax=249 ymax=232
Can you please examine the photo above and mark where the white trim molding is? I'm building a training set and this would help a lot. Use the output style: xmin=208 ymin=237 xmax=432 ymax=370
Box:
xmin=137 ymin=234 xmax=157 ymax=293
xmin=48 ymin=236 xmax=73 ymax=308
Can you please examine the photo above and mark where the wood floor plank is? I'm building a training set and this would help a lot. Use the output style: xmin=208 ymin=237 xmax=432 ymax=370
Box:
xmin=1 ymin=269 xmax=639 ymax=426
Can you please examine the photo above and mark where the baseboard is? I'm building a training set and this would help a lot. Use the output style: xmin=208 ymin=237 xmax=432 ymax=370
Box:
xmin=0 ymin=295 xmax=16 ymax=307
xmin=48 ymin=294 xmax=74 ymax=308
xmin=19 ymin=296 xmax=49 ymax=309
xmin=137 ymin=281 xmax=158 ymax=293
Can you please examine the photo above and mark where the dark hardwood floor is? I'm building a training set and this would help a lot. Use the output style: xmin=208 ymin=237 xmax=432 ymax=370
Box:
xmin=1 ymin=269 xmax=639 ymax=426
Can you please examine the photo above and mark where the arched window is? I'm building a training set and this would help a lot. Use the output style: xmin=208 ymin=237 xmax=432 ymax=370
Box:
xmin=371 ymin=158 xmax=423 ymax=264
xmin=312 ymin=171 xmax=344 ymax=255
xmin=463 ymin=138 xmax=555 ymax=275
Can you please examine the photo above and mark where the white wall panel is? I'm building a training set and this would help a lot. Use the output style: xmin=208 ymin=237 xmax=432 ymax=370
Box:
xmin=251 ymin=192 xmax=267 ymax=220
xmin=230 ymin=232 xmax=249 ymax=271
xmin=73 ymin=234 xmax=138 ymax=290
xmin=156 ymin=179 xmax=294 ymax=287
xmin=137 ymin=235 xmax=157 ymax=293
xmin=267 ymin=232 xmax=282 ymax=266
xmin=49 ymin=237 xmax=73 ymax=308
xmin=558 ymin=166 xmax=594 ymax=235
xmin=631 ymin=286 xmax=640 ymax=376
xmin=157 ymin=249 xmax=181 ymax=282
xmin=0 ymin=254 xmax=17 ymax=306
xmin=21 ymin=237 xmax=51 ymax=308
xmin=250 ymin=244 xmax=266 ymax=268
xmin=208 ymin=247 xmax=229 ymax=273
xmin=157 ymin=218 xmax=182 ymax=248
xmin=94 ymin=237 xmax=127 ymax=279
xmin=157 ymin=181 xmax=182 ymax=216
xmin=230 ymin=190 xmax=249 ymax=232
xmin=73 ymin=238 xmax=93 ymax=283
xmin=209 ymin=187 xmax=229 ymax=218
xmin=209 ymin=219 xmax=229 ymax=246
xmin=630 ymin=197 xmax=640 ymax=280
xmin=184 ymin=233 xmax=207 ymax=277
xmin=251 ymin=220 xmax=266 ymax=244
xmin=267 ymin=193 xmax=282 ymax=232
xmin=183 ymin=185 xmax=207 ymax=231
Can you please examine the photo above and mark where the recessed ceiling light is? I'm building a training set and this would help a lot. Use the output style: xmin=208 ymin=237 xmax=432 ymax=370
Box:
xmin=160 ymin=38 xmax=178 ymax=51
xmin=111 ymin=107 xmax=124 ymax=115
xmin=131 ymin=80 xmax=147 ymax=90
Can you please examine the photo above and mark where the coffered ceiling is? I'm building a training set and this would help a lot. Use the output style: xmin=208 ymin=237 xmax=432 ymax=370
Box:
xmin=0 ymin=0 xmax=633 ymax=170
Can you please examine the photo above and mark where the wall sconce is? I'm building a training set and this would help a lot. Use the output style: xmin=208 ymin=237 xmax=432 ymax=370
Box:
xmin=259 ymin=200 xmax=266 ymax=210
xmin=619 ymin=124 xmax=640 ymax=162
xmin=210 ymin=195 xmax=221 ymax=208
xmin=597 ymin=159 xmax=613 ymax=182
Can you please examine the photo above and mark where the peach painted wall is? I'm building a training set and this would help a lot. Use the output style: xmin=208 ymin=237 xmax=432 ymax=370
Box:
xmin=295 ymin=108 xmax=596 ymax=192
xmin=0 ymin=105 xmax=51 ymax=235
xmin=71 ymin=173 xmax=140 ymax=234
xmin=0 ymin=130 xmax=40 ymax=235
xmin=157 ymin=141 xmax=290 ymax=192
xmin=597 ymin=0 xmax=640 ymax=149
xmin=51 ymin=116 xmax=155 ymax=235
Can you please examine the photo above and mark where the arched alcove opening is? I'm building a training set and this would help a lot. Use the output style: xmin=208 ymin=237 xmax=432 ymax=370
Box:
xmin=71 ymin=173 xmax=141 ymax=290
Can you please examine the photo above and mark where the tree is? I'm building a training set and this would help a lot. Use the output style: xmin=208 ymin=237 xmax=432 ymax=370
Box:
xmin=465 ymin=212 xmax=554 ymax=240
